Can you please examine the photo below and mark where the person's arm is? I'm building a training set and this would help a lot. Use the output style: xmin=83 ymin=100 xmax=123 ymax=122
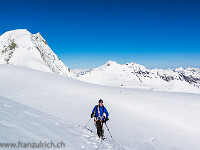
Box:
xmin=91 ymin=106 xmax=97 ymax=118
xmin=104 ymin=107 xmax=109 ymax=118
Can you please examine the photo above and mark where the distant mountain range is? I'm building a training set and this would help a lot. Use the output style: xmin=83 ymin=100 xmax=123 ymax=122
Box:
xmin=72 ymin=61 xmax=200 ymax=94
xmin=1 ymin=29 xmax=199 ymax=94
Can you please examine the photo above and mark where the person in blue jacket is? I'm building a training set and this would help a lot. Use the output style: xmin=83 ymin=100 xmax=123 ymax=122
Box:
xmin=91 ymin=99 xmax=109 ymax=139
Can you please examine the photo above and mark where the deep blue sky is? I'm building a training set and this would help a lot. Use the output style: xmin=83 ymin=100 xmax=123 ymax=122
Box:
xmin=0 ymin=0 xmax=199 ymax=69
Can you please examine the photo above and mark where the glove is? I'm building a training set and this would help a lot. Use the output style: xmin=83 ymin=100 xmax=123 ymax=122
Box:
xmin=105 ymin=118 xmax=109 ymax=122
xmin=103 ymin=118 xmax=109 ymax=123
xmin=91 ymin=113 xmax=94 ymax=118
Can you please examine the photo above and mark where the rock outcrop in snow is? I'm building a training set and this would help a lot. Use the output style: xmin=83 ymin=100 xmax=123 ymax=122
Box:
xmin=0 ymin=29 xmax=71 ymax=77
xmin=72 ymin=61 xmax=200 ymax=94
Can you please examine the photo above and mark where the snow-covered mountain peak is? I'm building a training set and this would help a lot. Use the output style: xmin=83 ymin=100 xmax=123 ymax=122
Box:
xmin=0 ymin=29 xmax=32 ymax=49
xmin=124 ymin=62 xmax=136 ymax=66
xmin=175 ymin=67 xmax=185 ymax=72
xmin=32 ymin=32 xmax=47 ymax=44
xmin=93 ymin=60 xmax=122 ymax=72
xmin=0 ymin=29 xmax=30 ymax=37
xmin=123 ymin=62 xmax=147 ymax=71
xmin=0 ymin=29 xmax=71 ymax=77
xmin=104 ymin=60 xmax=119 ymax=66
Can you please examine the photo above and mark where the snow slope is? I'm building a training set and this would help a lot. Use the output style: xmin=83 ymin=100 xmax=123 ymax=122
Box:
xmin=72 ymin=61 xmax=200 ymax=94
xmin=1 ymin=64 xmax=200 ymax=150
xmin=0 ymin=29 xmax=71 ymax=77
xmin=0 ymin=94 xmax=117 ymax=150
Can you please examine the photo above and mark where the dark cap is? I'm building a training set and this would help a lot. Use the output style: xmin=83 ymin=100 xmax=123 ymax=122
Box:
xmin=99 ymin=99 xmax=103 ymax=103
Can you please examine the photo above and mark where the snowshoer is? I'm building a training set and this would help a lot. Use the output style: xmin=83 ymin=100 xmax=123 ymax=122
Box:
xmin=91 ymin=99 xmax=109 ymax=139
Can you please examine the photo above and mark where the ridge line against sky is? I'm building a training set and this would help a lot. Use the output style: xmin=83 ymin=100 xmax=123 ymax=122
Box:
xmin=0 ymin=0 xmax=199 ymax=69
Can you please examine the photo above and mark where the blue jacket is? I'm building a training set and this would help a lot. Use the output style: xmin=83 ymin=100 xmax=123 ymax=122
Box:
xmin=92 ymin=105 xmax=109 ymax=120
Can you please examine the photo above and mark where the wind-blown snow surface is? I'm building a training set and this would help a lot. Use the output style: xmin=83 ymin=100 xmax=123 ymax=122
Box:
xmin=0 ymin=95 xmax=115 ymax=150
xmin=1 ymin=65 xmax=200 ymax=150
xmin=0 ymin=29 xmax=71 ymax=77
xmin=72 ymin=61 xmax=200 ymax=94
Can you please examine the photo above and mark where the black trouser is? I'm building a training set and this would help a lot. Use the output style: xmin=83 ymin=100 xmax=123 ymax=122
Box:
xmin=95 ymin=120 xmax=104 ymax=138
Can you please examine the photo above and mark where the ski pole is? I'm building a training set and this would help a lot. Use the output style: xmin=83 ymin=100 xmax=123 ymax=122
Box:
xmin=105 ymin=123 xmax=115 ymax=142
xmin=84 ymin=118 xmax=92 ymax=128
